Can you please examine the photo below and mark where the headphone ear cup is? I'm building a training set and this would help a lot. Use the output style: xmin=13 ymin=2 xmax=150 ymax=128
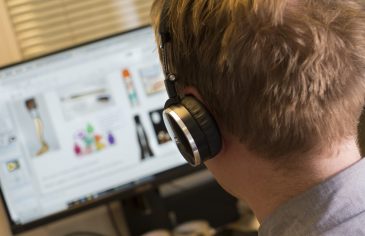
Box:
xmin=181 ymin=96 xmax=222 ymax=161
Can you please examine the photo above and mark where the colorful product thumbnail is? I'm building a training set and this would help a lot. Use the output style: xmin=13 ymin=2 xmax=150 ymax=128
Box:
xmin=6 ymin=160 xmax=20 ymax=173
xmin=121 ymin=69 xmax=139 ymax=107
xmin=73 ymin=123 xmax=116 ymax=157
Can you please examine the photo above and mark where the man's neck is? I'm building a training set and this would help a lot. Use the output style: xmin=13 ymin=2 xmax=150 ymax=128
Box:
xmin=226 ymin=138 xmax=361 ymax=223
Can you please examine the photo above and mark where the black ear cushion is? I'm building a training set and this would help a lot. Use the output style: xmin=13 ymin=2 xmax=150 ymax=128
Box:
xmin=181 ymin=96 xmax=222 ymax=158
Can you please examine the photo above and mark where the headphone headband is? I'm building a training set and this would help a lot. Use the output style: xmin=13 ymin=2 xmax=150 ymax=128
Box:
xmin=159 ymin=1 xmax=178 ymax=101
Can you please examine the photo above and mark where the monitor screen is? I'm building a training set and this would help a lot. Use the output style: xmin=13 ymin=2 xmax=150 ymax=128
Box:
xmin=0 ymin=27 xmax=186 ymax=230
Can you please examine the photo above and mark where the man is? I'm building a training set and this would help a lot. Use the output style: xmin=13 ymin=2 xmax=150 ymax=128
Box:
xmin=151 ymin=1 xmax=365 ymax=235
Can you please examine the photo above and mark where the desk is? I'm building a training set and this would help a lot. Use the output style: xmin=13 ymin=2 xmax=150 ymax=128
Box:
xmin=0 ymin=199 xmax=129 ymax=236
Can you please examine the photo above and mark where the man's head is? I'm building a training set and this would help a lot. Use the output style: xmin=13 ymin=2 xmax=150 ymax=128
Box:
xmin=152 ymin=0 xmax=365 ymax=161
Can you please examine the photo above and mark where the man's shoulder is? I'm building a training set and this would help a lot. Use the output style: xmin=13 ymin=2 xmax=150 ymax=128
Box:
xmin=321 ymin=211 xmax=365 ymax=236
xmin=259 ymin=158 xmax=365 ymax=236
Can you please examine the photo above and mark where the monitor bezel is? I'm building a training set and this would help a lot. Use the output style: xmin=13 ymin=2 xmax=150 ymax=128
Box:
xmin=0 ymin=25 xmax=203 ymax=234
xmin=1 ymin=164 xmax=204 ymax=234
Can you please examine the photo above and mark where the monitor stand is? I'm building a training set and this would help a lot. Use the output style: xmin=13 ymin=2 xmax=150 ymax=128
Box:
xmin=121 ymin=187 xmax=172 ymax=236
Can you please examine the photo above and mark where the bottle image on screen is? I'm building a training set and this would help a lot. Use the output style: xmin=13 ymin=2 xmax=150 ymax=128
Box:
xmin=122 ymin=69 xmax=139 ymax=107
xmin=134 ymin=115 xmax=154 ymax=160
xmin=25 ymin=98 xmax=49 ymax=156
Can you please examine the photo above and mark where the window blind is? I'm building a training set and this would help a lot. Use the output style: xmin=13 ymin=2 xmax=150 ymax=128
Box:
xmin=6 ymin=0 xmax=153 ymax=59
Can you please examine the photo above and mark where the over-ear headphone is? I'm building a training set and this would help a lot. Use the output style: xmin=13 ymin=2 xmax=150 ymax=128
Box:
xmin=158 ymin=1 xmax=222 ymax=166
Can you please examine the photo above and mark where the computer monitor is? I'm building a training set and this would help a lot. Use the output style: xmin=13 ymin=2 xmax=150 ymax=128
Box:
xmin=0 ymin=26 xmax=196 ymax=233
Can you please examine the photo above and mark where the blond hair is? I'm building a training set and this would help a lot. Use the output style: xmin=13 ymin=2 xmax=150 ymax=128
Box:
xmin=151 ymin=0 xmax=365 ymax=159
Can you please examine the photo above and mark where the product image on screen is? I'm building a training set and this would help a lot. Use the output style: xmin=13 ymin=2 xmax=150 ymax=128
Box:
xmin=73 ymin=122 xmax=117 ymax=157
xmin=58 ymin=77 xmax=115 ymax=121
xmin=121 ymin=68 xmax=139 ymax=107
xmin=149 ymin=108 xmax=172 ymax=145
xmin=0 ymin=27 xmax=186 ymax=232
xmin=13 ymin=96 xmax=60 ymax=158
xmin=139 ymin=64 xmax=165 ymax=96
xmin=134 ymin=115 xmax=154 ymax=160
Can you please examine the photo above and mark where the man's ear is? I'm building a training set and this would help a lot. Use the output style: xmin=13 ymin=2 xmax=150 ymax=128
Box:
xmin=181 ymin=86 xmax=205 ymax=103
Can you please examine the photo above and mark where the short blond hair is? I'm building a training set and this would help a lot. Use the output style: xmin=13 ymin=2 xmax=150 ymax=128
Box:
xmin=151 ymin=0 xmax=365 ymax=159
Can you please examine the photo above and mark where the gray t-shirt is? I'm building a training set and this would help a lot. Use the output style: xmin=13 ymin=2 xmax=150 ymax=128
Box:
xmin=259 ymin=158 xmax=365 ymax=236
